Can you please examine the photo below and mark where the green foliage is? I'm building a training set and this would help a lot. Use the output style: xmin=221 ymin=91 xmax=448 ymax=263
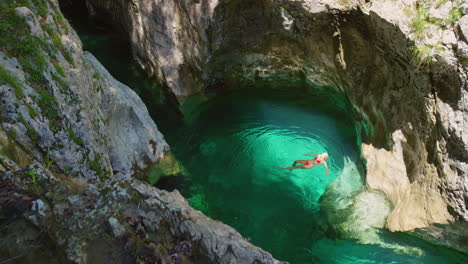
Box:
xmin=93 ymin=119 xmax=101 ymax=133
xmin=27 ymin=168 xmax=37 ymax=186
xmin=50 ymin=30 xmax=63 ymax=50
xmin=0 ymin=3 xmax=47 ymax=87
xmin=52 ymin=58 xmax=66 ymax=77
xmin=1 ymin=0 xmax=74 ymax=98
xmin=0 ymin=1 xmax=68 ymax=134
xmin=52 ymin=73 xmax=67 ymax=92
xmin=410 ymin=5 xmax=430 ymax=40
xmin=23 ymin=55 xmax=47 ymax=84
xmin=89 ymin=153 xmax=106 ymax=181
xmin=0 ymin=65 xmax=23 ymax=98
xmin=406 ymin=0 xmax=463 ymax=39
xmin=92 ymin=71 xmax=102 ymax=80
xmin=42 ymin=147 xmax=55 ymax=170
xmin=31 ymin=0 xmax=48 ymax=17
xmin=43 ymin=24 xmax=75 ymax=67
xmin=37 ymin=88 xmax=59 ymax=119
xmin=435 ymin=0 xmax=449 ymax=8
xmin=63 ymin=166 xmax=72 ymax=174
xmin=411 ymin=43 xmax=442 ymax=67
xmin=49 ymin=1 xmax=70 ymax=34
xmin=6 ymin=129 xmax=17 ymax=141
xmin=28 ymin=105 xmax=37 ymax=119
xmin=18 ymin=112 xmax=39 ymax=145
xmin=67 ymin=127 xmax=84 ymax=146
xmin=0 ymin=0 xmax=30 ymax=10
xmin=26 ymin=125 xmax=39 ymax=145
xmin=54 ymin=12 xmax=69 ymax=34
xmin=17 ymin=113 xmax=26 ymax=124
xmin=446 ymin=6 xmax=463 ymax=25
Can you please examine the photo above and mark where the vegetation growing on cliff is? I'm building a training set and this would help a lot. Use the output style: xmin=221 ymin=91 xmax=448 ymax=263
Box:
xmin=67 ymin=127 xmax=84 ymax=146
xmin=89 ymin=153 xmax=106 ymax=180
xmin=0 ymin=1 xmax=47 ymax=86
xmin=0 ymin=0 xmax=73 ymax=123
xmin=18 ymin=114 xmax=39 ymax=145
xmin=43 ymin=24 xmax=75 ymax=66
xmin=404 ymin=0 xmax=464 ymax=66
xmin=0 ymin=65 xmax=23 ymax=98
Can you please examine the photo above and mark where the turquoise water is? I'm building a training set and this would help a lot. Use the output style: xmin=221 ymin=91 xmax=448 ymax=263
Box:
xmin=171 ymin=90 xmax=361 ymax=262
xmin=165 ymin=90 xmax=466 ymax=264
xmin=60 ymin=5 xmax=467 ymax=263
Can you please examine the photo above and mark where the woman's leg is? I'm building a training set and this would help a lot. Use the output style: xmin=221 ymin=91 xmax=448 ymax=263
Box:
xmin=293 ymin=160 xmax=309 ymax=166
xmin=279 ymin=165 xmax=307 ymax=170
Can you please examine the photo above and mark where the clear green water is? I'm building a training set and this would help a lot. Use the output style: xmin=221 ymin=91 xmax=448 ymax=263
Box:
xmin=166 ymin=90 xmax=466 ymax=264
xmin=61 ymin=5 xmax=467 ymax=263
xmin=172 ymin=90 xmax=360 ymax=262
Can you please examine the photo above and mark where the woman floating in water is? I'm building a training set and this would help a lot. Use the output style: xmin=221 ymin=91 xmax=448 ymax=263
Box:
xmin=280 ymin=153 xmax=330 ymax=176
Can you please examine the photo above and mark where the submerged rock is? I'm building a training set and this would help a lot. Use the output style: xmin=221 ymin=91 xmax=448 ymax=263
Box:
xmin=412 ymin=222 xmax=468 ymax=255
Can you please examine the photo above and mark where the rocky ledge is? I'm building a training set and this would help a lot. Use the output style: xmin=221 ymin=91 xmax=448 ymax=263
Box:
xmin=1 ymin=160 xmax=283 ymax=263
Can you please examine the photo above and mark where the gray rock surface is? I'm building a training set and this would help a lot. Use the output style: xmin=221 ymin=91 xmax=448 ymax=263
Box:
xmin=131 ymin=178 xmax=285 ymax=264
xmin=85 ymin=0 xmax=218 ymax=97
xmin=0 ymin=0 xmax=169 ymax=179
xmin=1 ymin=162 xmax=285 ymax=263
xmin=85 ymin=53 xmax=169 ymax=174
xmin=459 ymin=15 xmax=468 ymax=41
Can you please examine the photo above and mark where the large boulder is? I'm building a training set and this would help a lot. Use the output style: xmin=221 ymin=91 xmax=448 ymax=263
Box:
xmin=85 ymin=53 xmax=169 ymax=174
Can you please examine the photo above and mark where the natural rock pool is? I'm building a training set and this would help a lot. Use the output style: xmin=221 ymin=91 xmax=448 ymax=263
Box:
xmin=63 ymin=7 xmax=467 ymax=264
xmin=166 ymin=89 xmax=363 ymax=263
xmin=162 ymin=90 xmax=464 ymax=264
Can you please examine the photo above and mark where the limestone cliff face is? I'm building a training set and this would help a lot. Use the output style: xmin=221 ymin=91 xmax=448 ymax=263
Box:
xmin=0 ymin=0 xmax=169 ymax=179
xmin=84 ymin=0 xmax=218 ymax=97
xmin=83 ymin=0 xmax=467 ymax=232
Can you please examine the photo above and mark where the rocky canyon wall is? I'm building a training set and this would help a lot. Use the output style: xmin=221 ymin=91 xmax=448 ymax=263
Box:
xmin=84 ymin=0 xmax=218 ymax=97
xmin=83 ymin=0 xmax=467 ymax=232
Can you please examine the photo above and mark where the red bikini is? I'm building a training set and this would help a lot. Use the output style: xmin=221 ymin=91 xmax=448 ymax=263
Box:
xmin=314 ymin=156 xmax=322 ymax=164
xmin=304 ymin=157 xmax=322 ymax=166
